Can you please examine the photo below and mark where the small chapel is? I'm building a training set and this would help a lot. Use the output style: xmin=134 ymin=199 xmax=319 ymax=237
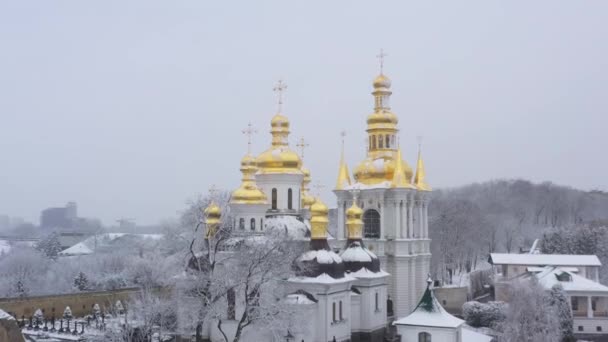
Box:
xmin=196 ymin=55 xmax=441 ymax=342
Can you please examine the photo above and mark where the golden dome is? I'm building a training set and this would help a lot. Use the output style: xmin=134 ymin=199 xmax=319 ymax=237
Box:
xmin=204 ymin=201 xmax=221 ymax=239
xmin=256 ymin=113 xmax=302 ymax=174
xmin=256 ymin=147 xmax=302 ymax=174
xmin=367 ymin=110 xmax=398 ymax=127
xmin=373 ymin=74 xmax=392 ymax=89
xmin=353 ymin=153 xmax=413 ymax=185
xmin=310 ymin=198 xmax=329 ymax=239
xmin=231 ymin=154 xmax=268 ymax=204
xmin=346 ymin=201 xmax=364 ymax=239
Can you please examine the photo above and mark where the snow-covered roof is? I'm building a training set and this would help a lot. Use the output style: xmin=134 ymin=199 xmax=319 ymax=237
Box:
xmin=0 ymin=309 xmax=14 ymax=320
xmin=461 ymin=328 xmax=493 ymax=342
xmin=300 ymin=249 xmax=342 ymax=264
xmin=343 ymin=181 xmax=392 ymax=190
xmin=0 ymin=240 xmax=11 ymax=255
xmin=348 ymin=268 xmax=390 ymax=279
xmin=289 ymin=272 xmax=355 ymax=285
xmin=59 ymin=242 xmax=93 ymax=255
xmin=394 ymin=282 xmax=464 ymax=329
xmin=534 ymin=267 xmax=608 ymax=293
xmin=489 ymin=253 xmax=601 ymax=267
xmin=341 ymin=243 xmax=375 ymax=263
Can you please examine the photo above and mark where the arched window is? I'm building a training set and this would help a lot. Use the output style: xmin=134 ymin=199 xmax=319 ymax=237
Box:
xmin=239 ymin=218 xmax=245 ymax=230
xmin=271 ymin=188 xmax=277 ymax=209
xmin=378 ymin=135 xmax=384 ymax=148
xmin=363 ymin=209 xmax=381 ymax=238
xmin=260 ymin=218 xmax=264 ymax=230
xmin=339 ymin=300 xmax=343 ymax=320
xmin=250 ymin=218 xmax=256 ymax=230
xmin=418 ymin=332 xmax=431 ymax=342
xmin=386 ymin=135 xmax=390 ymax=148
xmin=288 ymin=188 xmax=293 ymax=210
xmin=332 ymin=302 xmax=337 ymax=322
xmin=369 ymin=136 xmax=372 ymax=151
xmin=372 ymin=135 xmax=377 ymax=149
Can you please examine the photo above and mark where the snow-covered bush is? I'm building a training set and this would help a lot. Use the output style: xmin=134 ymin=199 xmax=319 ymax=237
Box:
xmin=115 ymin=300 xmax=124 ymax=315
xmin=463 ymin=301 xmax=506 ymax=328
xmin=92 ymin=303 xmax=101 ymax=318
xmin=63 ymin=306 xmax=73 ymax=319
xmin=33 ymin=308 xmax=43 ymax=324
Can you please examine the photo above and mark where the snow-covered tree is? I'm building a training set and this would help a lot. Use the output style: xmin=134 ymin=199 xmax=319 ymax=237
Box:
xmin=33 ymin=308 xmax=43 ymax=324
xmin=35 ymin=232 xmax=63 ymax=260
xmin=73 ymin=271 xmax=89 ymax=291
xmin=63 ymin=306 xmax=73 ymax=319
xmin=547 ymin=284 xmax=574 ymax=342
xmin=497 ymin=280 xmax=561 ymax=342
xmin=180 ymin=192 xmax=306 ymax=342
xmin=463 ymin=301 xmax=506 ymax=328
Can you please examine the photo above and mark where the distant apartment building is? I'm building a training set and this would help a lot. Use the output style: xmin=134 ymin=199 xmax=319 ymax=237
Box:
xmin=39 ymin=202 xmax=78 ymax=229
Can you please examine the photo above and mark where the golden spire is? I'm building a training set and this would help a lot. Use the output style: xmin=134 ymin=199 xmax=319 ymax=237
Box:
xmin=392 ymin=146 xmax=415 ymax=189
xmin=335 ymin=131 xmax=352 ymax=190
xmin=346 ymin=190 xmax=364 ymax=240
xmin=414 ymin=140 xmax=431 ymax=191
xmin=231 ymin=124 xmax=268 ymax=204
xmin=310 ymin=197 xmax=329 ymax=240
xmin=204 ymin=201 xmax=221 ymax=239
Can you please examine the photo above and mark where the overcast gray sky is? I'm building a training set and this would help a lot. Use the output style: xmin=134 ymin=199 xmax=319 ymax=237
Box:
xmin=0 ymin=1 xmax=606 ymax=225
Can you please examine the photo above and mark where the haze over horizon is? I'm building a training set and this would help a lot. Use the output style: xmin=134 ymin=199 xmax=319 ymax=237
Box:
xmin=1 ymin=1 xmax=606 ymax=225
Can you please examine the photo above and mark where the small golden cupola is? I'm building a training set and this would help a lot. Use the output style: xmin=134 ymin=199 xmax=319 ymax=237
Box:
xmin=231 ymin=154 xmax=268 ymax=204
xmin=345 ymin=198 xmax=364 ymax=241
xmin=414 ymin=145 xmax=431 ymax=191
xmin=392 ymin=147 xmax=416 ymax=189
xmin=256 ymin=80 xmax=303 ymax=175
xmin=204 ymin=201 xmax=221 ymax=239
xmin=310 ymin=198 xmax=330 ymax=240
xmin=353 ymin=54 xmax=413 ymax=186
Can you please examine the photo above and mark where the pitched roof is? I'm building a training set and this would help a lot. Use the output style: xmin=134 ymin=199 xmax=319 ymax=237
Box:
xmin=393 ymin=280 xmax=464 ymax=328
xmin=489 ymin=253 xmax=601 ymax=267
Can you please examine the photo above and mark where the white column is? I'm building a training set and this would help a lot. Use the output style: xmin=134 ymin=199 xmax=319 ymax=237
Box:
xmin=395 ymin=201 xmax=401 ymax=239
xmin=407 ymin=198 xmax=414 ymax=238
xmin=380 ymin=201 xmax=385 ymax=239
xmin=588 ymin=296 xmax=594 ymax=318
xmin=418 ymin=201 xmax=423 ymax=238
xmin=423 ymin=201 xmax=429 ymax=238
xmin=400 ymin=201 xmax=406 ymax=239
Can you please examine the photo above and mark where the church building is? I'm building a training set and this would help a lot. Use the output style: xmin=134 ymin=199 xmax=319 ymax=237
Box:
xmin=196 ymin=55 xmax=436 ymax=342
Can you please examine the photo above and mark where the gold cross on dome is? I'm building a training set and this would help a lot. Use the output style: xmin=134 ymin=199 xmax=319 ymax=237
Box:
xmin=273 ymin=79 xmax=288 ymax=113
xmin=296 ymin=137 xmax=309 ymax=159
xmin=242 ymin=122 xmax=257 ymax=154
xmin=417 ymin=135 xmax=424 ymax=153
xmin=340 ymin=130 xmax=346 ymax=148
xmin=376 ymin=48 xmax=388 ymax=74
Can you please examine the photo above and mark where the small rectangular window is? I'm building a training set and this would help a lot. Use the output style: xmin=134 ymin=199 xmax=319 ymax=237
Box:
xmin=597 ymin=326 xmax=602 ymax=332
xmin=578 ymin=326 xmax=584 ymax=332
xmin=375 ymin=292 xmax=379 ymax=311
xmin=339 ymin=301 xmax=343 ymax=320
